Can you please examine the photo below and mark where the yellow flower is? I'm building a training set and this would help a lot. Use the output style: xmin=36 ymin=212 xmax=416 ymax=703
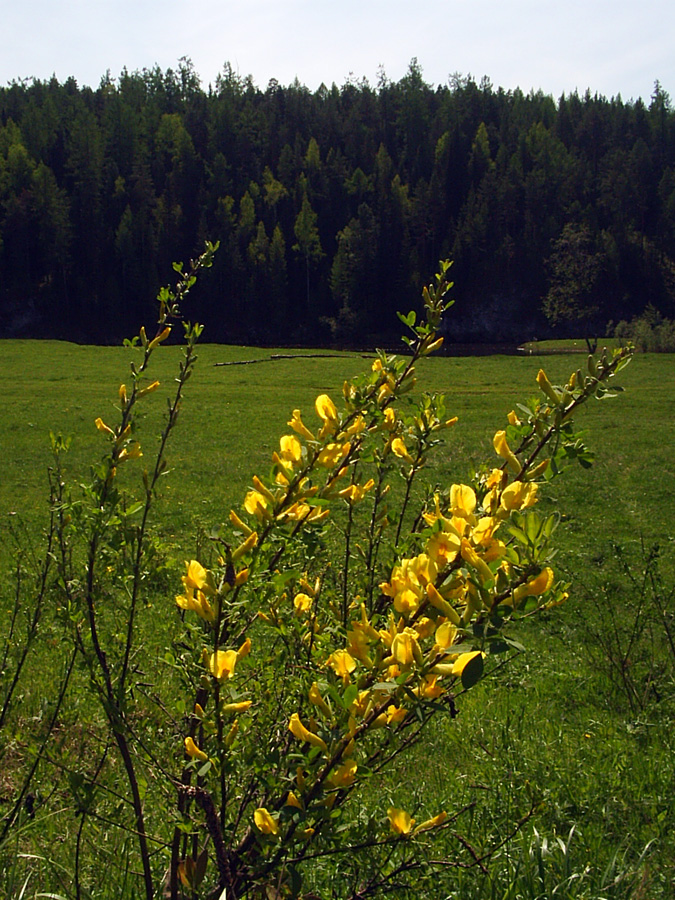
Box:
xmin=229 ymin=509 xmax=253 ymax=536
xmin=288 ymin=409 xmax=315 ymax=441
xmin=513 ymin=567 xmax=554 ymax=603
xmin=232 ymin=531 xmax=258 ymax=561
xmin=148 ymin=325 xmax=172 ymax=349
xmin=298 ymin=574 xmax=320 ymax=596
xmin=500 ymin=481 xmax=538 ymax=512
xmin=426 ymin=583 xmax=461 ymax=624
xmin=244 ymin=490 xmax=271 ymax=522
xmin=208 ymin=649 xmax=238 ymax=680
xmin=537 ymin=368 xmax=562 ymax=404
xmin=316 ymin=393 xmax=339 ymax=438
xmin=328 ymin=758 xmax=358 ymax=788
xmin=308 ymin=682 xmax=333 ymax=720
xmin=327 ymin=649 xmax=357 ymax=683
xmin=414 ymin=616 xmax=435 ymax=640
xmin=220 ymin=700 xmax=253 ymax=713
xmin=379 ymin=381 xmax=396 ymax=405
xmin=338 ymin=478 xmax=375 ymax=505
xmin=136 ymin=380 xmax=160 ymax=398
xmin=277 ymin=501 xmax=310 ymax=521
xmin=252 ymin=476 xmax=275 ymax=503
xmin=293 ymin=592 xmax=313 ymax=614
xmin=391 ymin=629 xmax=422 ymax=668
xmin=317 ymin=441 xmax=350 ymax=468
xmin=343 ymin=414 xmax=366 ymax=436
xmin=528 ymin=457 xmax=550 ymax=479
xmin=422 ymin=336 xmax=444 ymax=355
xmin=175 ymin=587 xmax=215 ymax=624
xmin=349 ymin=690 xmax=371 ymax=718
xmin=450 ymin=484 xmax=476 ymax=519
xmin=471 ymin=516 xmax=498 ymax=546
xmin=237 ymin=637 xmax=252 ymax=660
xmin=391 ymin=437 xmax=414 ymax=464
xmin=278 ymin=502 xmax=329 ymax=524
xmin=486 ymin=467 xmax=503 ymax=489
xmin=315 ymin=393 xmax=338 ymax=422
xmin=184 ymin=736 xmax=208 ymax=761
xmin=460 ymin=539 xmax=494 ymax=586
xmin=386 ymin=705 xmax=407 ymax=724
xmin=94 ymin=417 xmax=115 ymax=436
xmin=381 ymin=407 xmax=397 ymax=431
xmin=225 ymin=719 xmax=239 ymax=747
xmin=346 ymin=626 xmax=374 ymax=667
xmin=279 ymin=434 xmax=303 ymax=463
xmin=176 ymin=562 xmax=216 ymax=622
xmin=435 ymin=621 xmax=457 ymax=650
xmin=481 ymin=538 xmax=506 ymax=563
xmin=183 ymin=560 xmax=213 ymax=594
xmin=417 ymin=674 xmax=445 ymax=699
xmin=414 ymin=811 xmax=447 ymax=834
xmin=493 ymin=430 xmax=521 ymax=474
xmin=286 ymin=791 xmax=303 ymax=809
xmin=288 ymin=713 xmax=328 ymax=752
xmin=381 ymin=554 xmax=437 ymax=616
xmin=528 ymin=567 xmax=554 ymax=594
xmin=422 ymin=493 xmax=446 ymax=528
xmin=388 ymin=807 xmax=415 ymax=835
xmin=426 ymin=528 xmax=461 ymax=568
xmin=254 ymin=807 xmax=279 ymax=835
xmin=117 ymin=441 xmax=143 ymax=462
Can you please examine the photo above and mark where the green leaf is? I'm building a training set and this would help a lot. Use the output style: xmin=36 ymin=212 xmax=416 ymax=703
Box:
xmin=342 ymin=683 xmax=358 ymax=709
xmin=506 ymin=524 xmax=529 ymax=545
xmin=397 ymin=311 xmax=416 ymax=328
xmin=371 ymin=682 xmax=399 ymax=693
xmin=122 ymin=501 xmax=144 ymax=518
xmin=504 ymin=637 xmax=526 ymax=653
xmin=460 ymin=652 xmax=484 ymax=690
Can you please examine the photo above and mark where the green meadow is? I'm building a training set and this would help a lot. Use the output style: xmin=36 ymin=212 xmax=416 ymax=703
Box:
xmin=1 ymin=338 xmax=674 ymax=897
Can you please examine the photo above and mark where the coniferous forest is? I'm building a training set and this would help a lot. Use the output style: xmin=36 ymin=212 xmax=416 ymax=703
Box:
xmin=1 ymin=58 xmax=674 ymax=345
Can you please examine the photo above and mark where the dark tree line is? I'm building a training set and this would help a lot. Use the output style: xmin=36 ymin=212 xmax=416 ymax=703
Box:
xmin=1 ymin=58 xmax=674 ymax=345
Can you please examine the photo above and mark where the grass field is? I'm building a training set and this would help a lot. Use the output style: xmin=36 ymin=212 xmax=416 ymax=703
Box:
xmin=1 ymin=337 xmax=674 ymax=898
xmin=2 ymin=340 xmax=671 ymax=555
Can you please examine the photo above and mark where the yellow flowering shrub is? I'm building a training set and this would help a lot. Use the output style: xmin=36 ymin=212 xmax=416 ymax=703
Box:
xmin=157 ymin=259 xmax=632 ymax=899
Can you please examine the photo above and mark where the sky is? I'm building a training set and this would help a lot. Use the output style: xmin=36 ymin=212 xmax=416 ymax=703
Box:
xmin=2 ymin=0 xmax=673 ymax=103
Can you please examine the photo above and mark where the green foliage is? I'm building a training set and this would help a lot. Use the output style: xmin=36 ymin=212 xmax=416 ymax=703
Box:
xmin=542 ymin=223 xmax=608 ymax=351
xmin=614 ymin=304 xmax=675 ymax=351
xmin=2 ymin=68 xmax=675 ymax=343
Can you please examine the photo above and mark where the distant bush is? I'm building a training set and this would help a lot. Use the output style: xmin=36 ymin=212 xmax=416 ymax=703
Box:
xmin=614 ymin=306 xmax=675 ymax=352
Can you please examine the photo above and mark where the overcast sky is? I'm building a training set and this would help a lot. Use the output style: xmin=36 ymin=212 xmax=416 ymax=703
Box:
xmin=2 ymin=0 xmax=673 ymax=103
